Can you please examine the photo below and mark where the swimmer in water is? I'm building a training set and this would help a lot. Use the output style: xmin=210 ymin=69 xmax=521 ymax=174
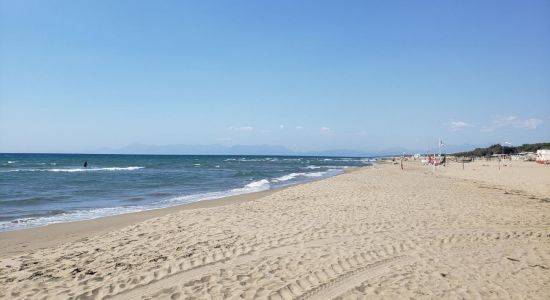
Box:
xmin=83 ymin=161 xmax=88 ymax=168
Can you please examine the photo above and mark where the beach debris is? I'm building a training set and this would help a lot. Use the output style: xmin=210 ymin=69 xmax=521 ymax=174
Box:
xmin=149 ymin=255 xmax=167 ymax=263
xmin=529 ymin=264 xmax=548 ymax=270
xmin=114 ymin=262 xmax=133 ymax=270
xmin=27 ymin=271 xmax=43 ymax=280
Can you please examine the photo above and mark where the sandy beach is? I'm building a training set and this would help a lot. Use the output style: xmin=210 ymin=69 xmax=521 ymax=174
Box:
xmin=1 ymin=161 xmax=549 ymax=299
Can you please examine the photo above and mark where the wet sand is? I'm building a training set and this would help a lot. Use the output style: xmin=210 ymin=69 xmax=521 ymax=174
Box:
xmin=0 ymin=189 xmax=278 ymax=257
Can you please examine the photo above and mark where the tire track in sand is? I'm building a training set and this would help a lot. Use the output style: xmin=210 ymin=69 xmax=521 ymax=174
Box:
xmin=297 ymin=256 xmax=413 ymax=300
xmin=107 ymin=228 xmax=548 ymax=300
xmin=109 ymin=236 xmax=343 ymax=300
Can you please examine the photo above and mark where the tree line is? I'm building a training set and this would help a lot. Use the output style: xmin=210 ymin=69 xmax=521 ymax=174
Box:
xmin=453 ymin=143 xmax=550 ymax=157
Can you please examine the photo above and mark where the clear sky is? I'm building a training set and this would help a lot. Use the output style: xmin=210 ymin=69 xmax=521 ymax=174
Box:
xmin=1 ymin=0 xmax=549 ymax=153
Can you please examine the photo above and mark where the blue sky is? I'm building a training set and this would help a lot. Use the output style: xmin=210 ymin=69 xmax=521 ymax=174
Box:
xmin=1 ymin=0 xmax=549 ymax=153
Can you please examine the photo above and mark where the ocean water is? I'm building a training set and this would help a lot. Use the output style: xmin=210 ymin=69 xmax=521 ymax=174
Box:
xmin=0 ymin=154 xmax=374 ymax=232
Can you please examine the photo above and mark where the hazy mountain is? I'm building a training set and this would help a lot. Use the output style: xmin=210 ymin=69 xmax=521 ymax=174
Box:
xmin=94 ymin=143 xmax=486 ymax=157
xmin=96 ymin=143 xmax=295 ymax=156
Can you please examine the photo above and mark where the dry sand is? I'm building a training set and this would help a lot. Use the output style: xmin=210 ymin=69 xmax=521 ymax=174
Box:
xmin=437 ymin=159 xmax=550 ymax=197
xmin=1 ymin=161 xmax=549 ymax=299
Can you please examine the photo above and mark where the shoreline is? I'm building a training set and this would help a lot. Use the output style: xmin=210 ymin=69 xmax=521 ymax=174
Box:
xmin=1 ymin=162 xmax=548 ymax=299
xmin=0 ymin=167 xmax=360 ymax=258
xmin=0 ymin=189 xmax=277 ymax=258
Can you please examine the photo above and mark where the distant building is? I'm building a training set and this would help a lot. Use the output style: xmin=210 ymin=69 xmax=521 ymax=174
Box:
xmin=511 ymin=152 xmax=536 ymax=161
xmin=536 ymin=150 xmax=550 ymax=164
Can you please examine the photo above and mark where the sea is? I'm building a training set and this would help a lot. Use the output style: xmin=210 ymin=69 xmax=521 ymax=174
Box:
xmin=0 ymin=153 xmax=374 ymax=232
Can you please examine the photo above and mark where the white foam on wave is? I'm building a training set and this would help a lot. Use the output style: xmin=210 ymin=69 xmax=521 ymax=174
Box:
xmin=271 ymin=170 xmax=332 ymax=182
xmin=223 ymin=158 xmax=278 ymax=162
xmin=3 ymin=166 xmax=145 ymax=173
xmin=232 ymin=179 xmax=271 ymax=193
xmin=49 ymin=166 xmax=144 ymax=172
xmin=305 ymin=165 xmax=322 ymax=169
xmin=3 ymin=169 xmax=40 ymax=173
xmin=0 ymin=206 xmax=149 ymax=232
xmin=272 ymin=172 xmax=304 ymax=182
xmin=163 ymin=179 xmax=271 ymax=207
xmin=323 ymin=165 xmax=350 ymax=169
xmin=304 ymin=172 xmax=325 ymax=177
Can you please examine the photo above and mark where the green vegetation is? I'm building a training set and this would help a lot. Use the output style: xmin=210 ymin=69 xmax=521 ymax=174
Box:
xmin=453 ymin=143 xmax=550 ymax=157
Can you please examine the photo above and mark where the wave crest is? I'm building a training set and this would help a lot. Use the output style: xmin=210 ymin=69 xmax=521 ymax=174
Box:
xmin=271 ymin=171 xmax=330 ymax=182
xmin=3 ymin=166 xmax=144 ymax=173
xmin=231 ymin=179 xmax=271 ymax=193
xmin=50 ymin=166 xmax=144 ymax=172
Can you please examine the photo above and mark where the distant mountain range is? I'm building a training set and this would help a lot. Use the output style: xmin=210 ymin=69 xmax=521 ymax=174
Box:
xmin=97 ymin=144 xmax=295 ymax=156
xmin=94 ymin=143 xmax=486 ymax=157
